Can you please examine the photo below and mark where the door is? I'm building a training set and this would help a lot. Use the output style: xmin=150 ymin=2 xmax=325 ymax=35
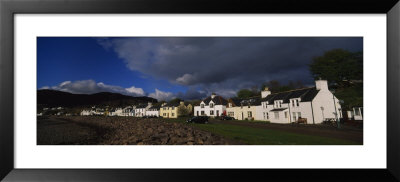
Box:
xmin=197 ymin=111 xmax=199 ymax=116
xmin=217 ymin=110 xmax=219 ymax=116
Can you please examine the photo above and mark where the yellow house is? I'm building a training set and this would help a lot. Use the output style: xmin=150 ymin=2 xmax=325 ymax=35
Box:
xmin=160 ymin=101 xmax=192 ymax=118
xmin=226 ymin=98 xmax=260 ymax=120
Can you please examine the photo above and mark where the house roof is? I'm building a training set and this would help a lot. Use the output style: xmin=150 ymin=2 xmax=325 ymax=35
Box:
xmin=202 ymin=95 xmax=228 ymax=105
xmin=261 ymin=87 xmax=319 ymax=103
xmin=227 ymin=98 xmax=242 ymax=107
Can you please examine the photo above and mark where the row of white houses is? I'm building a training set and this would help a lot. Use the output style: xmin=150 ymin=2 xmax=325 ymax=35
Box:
xmin=80 ymin=102 xmax=160 ymax=117
xmin=194 ymin=80 xmax=350 ymax=124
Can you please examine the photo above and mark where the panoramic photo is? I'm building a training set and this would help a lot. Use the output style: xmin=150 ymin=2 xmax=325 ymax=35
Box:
xmin=37 ymin=37 xmax=363 ymax=145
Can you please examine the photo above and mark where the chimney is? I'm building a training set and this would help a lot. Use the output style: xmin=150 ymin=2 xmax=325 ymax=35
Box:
xmin=211 ymin=93 xmax=216 ymax=99
xmin=261 ymin=87 xmax=271 ymax=98
xmin=315 ymin=80 xmax=328 ymax=90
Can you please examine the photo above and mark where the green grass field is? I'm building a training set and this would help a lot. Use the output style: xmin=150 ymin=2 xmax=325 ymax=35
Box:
xmin=165 ymin=118 xmax=359 ymax=145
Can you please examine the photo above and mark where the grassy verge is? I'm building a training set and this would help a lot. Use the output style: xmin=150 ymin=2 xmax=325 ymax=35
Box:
xmin=167 ymin=117 xmax=358 ymax=145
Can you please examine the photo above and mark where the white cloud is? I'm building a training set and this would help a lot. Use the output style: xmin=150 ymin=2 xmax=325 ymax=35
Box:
xmin=125 ymin=86 xmax=145 ymax=96
xmin=59 ymin=81 xmax=71 ymax=87
xmin=41 ymin=80 xmax=219 ymax=101
xmin=95 ymin=38 xmax=113 ymax=50
xmin=176 ymin=73 xmax=196 ymax=85
xmin=148 ymin=89 xmax=175 ymax=101
xmin=44 ymin=80 xmax=146 ymax=97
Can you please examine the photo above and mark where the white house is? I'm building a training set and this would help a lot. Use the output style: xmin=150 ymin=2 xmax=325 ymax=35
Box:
xmin=80 ymin=110 xmax=94 ymax=116
xmin=194 ymin=93 xmax=228 ymax=117
xmin=226 ymin=98 xmax=261 ymax=120
xmin=122 ymin=106 xmax=135 ymax=116
xmin=347 ymin=107 xmax=363 ymax=121
xmin=93 ymin=108 xmax=105 ymax=115
xmin=145 ymin=106 xmax=160 ymax=117
xmin=135 ymin=102 xmax=153 ymax=117
xmin=110 ymin=108 xmax=123 ymax=116
xmin=109 ymin=106 xmax=135 ymax=116
xmin=256 ymin=80 xmax=342 ymax=124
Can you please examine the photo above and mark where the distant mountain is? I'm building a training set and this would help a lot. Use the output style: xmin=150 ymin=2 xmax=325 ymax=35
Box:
xmin=37 ymin=89 xmax=157 ymax=108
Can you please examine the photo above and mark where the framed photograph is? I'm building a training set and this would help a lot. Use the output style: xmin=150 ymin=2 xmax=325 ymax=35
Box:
xmin=1 ymin=0 xmax=399 ymax=181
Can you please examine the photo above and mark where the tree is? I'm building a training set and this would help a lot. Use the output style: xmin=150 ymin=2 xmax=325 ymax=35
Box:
xmin=168 ymin=98 xmax=182 ymax=105
xmin=178 ymin=105 xmax=191 ymax=116
xmin=309 ymin=49 xmax=363 ymax=86
xmin=237 ymin=89 xmax=255 ymax=99
xmin=261 ymin=80 xmax=300 ymax=93
xmin=153 ymin=101 xmax=166 ymax=108
xmin=309 ymin=49 xmax=363 ymax=110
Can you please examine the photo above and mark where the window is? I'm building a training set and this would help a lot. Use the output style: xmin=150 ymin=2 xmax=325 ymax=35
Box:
xmin=275 ymin=101 xmax=282 ymax=108
xmin=296 ymin=100 xmax=299 ymax=107
xmin=248 ymin=105 xmax=250 ymax=108
xmin=354 ymin=108 xmax=360 ymax=116
xmin=163 ymin=113 xmax=166 ymax=116
xmin=229 ymin=103 xmax=232 ymax=107
xmin=248 ymin=111 xmax=252 ymax=117
xmin=292 ymin=100 xmax=295 ymax=107
xmin=297 ymin=112 xmax=301 ymax=118
xmin=274 ymin=112 xmax=279 ymax=119
xmin=263 ymin=112 xmax=266 ymax=119
xmin=201 ymin=104 xmax=204 ymax=108
xmin=266 ymin=112 xmax=269 ymax=119
xmin=172 ymin=113 xmax=174 ymax=116
xmin=201 ymin=111 xmax=205 ymax=115
xmin=292 ymin=112 xmax=296 ymax=121
xmin=210 ymin=110 xmax=214 ymax=115
xmin=210 ymin=103 xmax=214 ymax=108
xmin=284 ymin=112 xmax=288 ymax=118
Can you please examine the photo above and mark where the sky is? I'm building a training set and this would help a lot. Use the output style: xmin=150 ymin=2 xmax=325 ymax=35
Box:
xmin=37 ymin=37 xmax=363 ymax=101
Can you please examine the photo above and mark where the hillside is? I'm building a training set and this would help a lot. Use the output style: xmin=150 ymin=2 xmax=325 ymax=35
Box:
xmin=37 ymin=89 xmax=157 ymax=108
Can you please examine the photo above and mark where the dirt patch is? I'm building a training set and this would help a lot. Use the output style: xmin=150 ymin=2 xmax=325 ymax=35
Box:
xmin=37 ymin=116 xmax=237 ymax=145
xmin=37 ymin=118 xmax=99 ymax=145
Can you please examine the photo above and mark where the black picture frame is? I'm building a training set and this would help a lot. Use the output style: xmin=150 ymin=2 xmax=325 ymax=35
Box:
xmin=1 ymin=0 xmax=399 ymax=181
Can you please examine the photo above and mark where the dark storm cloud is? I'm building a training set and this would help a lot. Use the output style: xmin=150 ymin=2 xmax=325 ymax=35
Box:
xmin=98 ymin=37 xmax=362 ymax=98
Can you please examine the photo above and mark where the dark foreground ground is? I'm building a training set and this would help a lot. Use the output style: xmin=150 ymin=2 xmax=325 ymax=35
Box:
xmin=37 ymin=116 xmax=363 ymax=145
xmin=37 ymin=116 xmax=235 ymax=145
